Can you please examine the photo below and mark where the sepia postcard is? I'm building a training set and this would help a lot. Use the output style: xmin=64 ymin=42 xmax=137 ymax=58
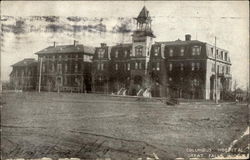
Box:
xmin=0 ymin=1 xmax=249 ymax=160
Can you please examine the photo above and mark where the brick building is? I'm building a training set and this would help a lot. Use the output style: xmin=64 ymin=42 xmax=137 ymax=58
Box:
xmin=34 ymin=41 xmax=94 ymax=92
xmin=10 ymin=6 xmax=232 ymax=100
xmin=10 ymin=58 xmax=37 ymax=90
xmin=91 ymin=6 xmax=232 ymax=100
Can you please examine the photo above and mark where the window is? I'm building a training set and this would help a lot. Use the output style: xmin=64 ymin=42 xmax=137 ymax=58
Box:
xmin=225 ymin=52 xmax=228 ymax=61
xmin=169 ymin=63 xmax=173 ymax=71
xmin=129 ymin=49 xmax=132 ymax=56
xmin=135 ymin=62 xmax=138 ymax=69
xmin=98 ymin=49 xmax=105 ymax=58
xmin=180 ymin=63 xmax=184 ymax=71
xmin=59 ymin=55 xmax=62 ymax=61
xmin=124 ymin=50 xmax=127 ymax=57
xmin=191 ymin=62 xmax=195 ymax=71
xmin=139 ymin=62 xmax=142 ymax=69
xmin=64 ymin=76 xmax=67 ymax=85
xmin=196 ymin=62 xmax=200 ymax=70
xmin=75 ymin=54 xmax=78 ymax=60
xmin=127 ymin=63 xmax=130 ymax=70
xmin=97 ymin=63 xmax=100 ymax=70
xmin=169 ymin=48 xmax=173 ymax=57
xmin=42 ymin=64 xmax=45 ymax=72
xmin=156 ymin=62 xmax=160 ymax=71
xmin=192 ymin=46 xmax=201 ymax=56
xmin=180 ymin=47 xmax=185 ymax=56
xmin=64 ymin=64 xmax=68 ymax=72
xmin=115 ymin=63 xmax=118 ymax=70
xmin=51 ymin=64 xmax=55 ymax=72
xmin=154 ymin=47 xmax=159 ymax=56
xmin=217 ymin=65 xmax=220 ymax=73
xmin=216 ymin=49 xmax=219 ymax=58
xmin=221 ymin=51 xmax=223 ymax=60
xmin=57 ymin=63 xmax=62 ymax=73
xmin=222 ymin=66 xmax=224 ymax=73
xmin=115 ymin=50 xmax=119 ymax=58
xmin=74 ymin=64 xmax=78 ymax=72
xmin=193 ymin=78 xmax=200 ymax=86
xmin=211 ymin=48 xmax=214 ymax=57
xmin=135 ymin=46 xmax=143 ymax=56
xmin=226 ymin=66 xmax=230 ymax=74
xmin=100 ymin=63 xmax=104 ymax=71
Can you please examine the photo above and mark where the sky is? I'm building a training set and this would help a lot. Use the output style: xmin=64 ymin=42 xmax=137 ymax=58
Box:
xmin=1 ymin=1 xmax=249 ymax=89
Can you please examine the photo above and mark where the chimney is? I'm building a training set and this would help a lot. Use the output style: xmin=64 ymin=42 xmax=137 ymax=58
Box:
xmin=101 ymin=43 xmax=107 ymax=47
xmin=53 ymin=41 xmax=56 ymax=47
xmin=185 ymin=34 xmax=191 ymax=41
xmin=74 ymin=40 xmax=79 ymax=46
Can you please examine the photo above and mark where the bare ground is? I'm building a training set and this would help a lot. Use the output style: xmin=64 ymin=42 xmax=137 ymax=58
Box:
xmin=1 ymin=92 xmax=249 ymax=160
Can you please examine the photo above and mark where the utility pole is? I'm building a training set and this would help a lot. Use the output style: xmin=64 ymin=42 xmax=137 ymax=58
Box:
xmin=38 ymin=57 xmax=42 ymax=93
xmin=215 ymin=37 xmax=218 ymax=104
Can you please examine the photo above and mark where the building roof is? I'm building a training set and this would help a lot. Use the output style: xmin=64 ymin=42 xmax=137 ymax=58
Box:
xmin=135 ymin=6 xmax=151 ymax=23
xmin=113 ymin=43 xmax=132 ymax=48
xmin=156 ymin=39 xmax=228 ymax=52
xmin=34 ymin=44 xmax=95 ymax=55
xmin=12 ymin=58 xmax=37 ymax=67
xmin=156 ymin=39 xmax=204 ymax=46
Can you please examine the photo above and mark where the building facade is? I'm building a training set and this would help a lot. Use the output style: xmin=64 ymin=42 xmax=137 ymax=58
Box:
xmin=10 ymin=58 xmax=37 ymax=90
xmin=91 ymin=6 xmax=232 ymax=100
xmin=10 ymin=6 xmax=232 ymax=100
xmin=34 ymin=41 xmax=94 ymax=92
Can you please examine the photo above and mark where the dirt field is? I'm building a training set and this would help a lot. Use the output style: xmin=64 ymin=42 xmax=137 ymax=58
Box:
xmin=1 ymin=92 xmax=249 ymax=160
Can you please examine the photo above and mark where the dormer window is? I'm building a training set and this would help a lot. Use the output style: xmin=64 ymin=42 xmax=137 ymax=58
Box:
xmin=221 ymin=51 xmax=224 ymax=60
xmin=135 ymin=46 xmax=143 ymax=56
xmin=180 ymin=47 xmax=185 ymax=56
xmin=225 ymin=52 xmax=228 ymax=61
xmin=192 ymin=46 xmax=201 ymax=56
xmin=169 ymin=48 xmax=173 ymax=57
xmin=154 ymin=47 xmax=159 ymax=56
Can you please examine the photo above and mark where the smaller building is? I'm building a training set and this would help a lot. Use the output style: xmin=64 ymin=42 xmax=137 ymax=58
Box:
xmin=10 ymin=58 xmax=37 ymax=90
xmin=34 ymin=41 xmax=94 ymax=93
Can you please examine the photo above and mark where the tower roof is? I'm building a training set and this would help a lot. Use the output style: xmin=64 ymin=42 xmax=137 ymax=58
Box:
xmin=136 ymin=6 xmax=151 ymax=23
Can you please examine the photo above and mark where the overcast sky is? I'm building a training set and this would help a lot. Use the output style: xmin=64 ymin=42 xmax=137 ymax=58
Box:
xmin=1 ymin=1 xmax=249 ymax=89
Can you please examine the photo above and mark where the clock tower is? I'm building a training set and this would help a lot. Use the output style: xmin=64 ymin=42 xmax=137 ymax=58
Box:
xmin=129 ymin=6 xmax=156 ymax=95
